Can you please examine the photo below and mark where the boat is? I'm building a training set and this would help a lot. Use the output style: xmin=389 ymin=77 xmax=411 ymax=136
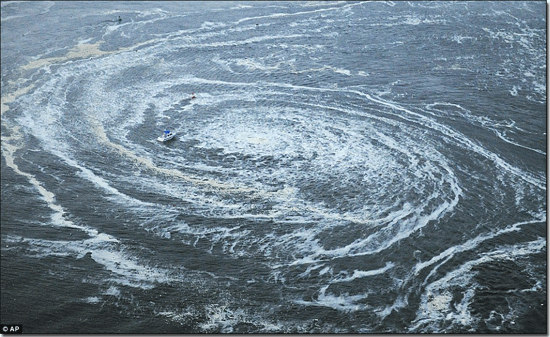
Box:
xmin=157 ymin=130 xmax=176 ymax=142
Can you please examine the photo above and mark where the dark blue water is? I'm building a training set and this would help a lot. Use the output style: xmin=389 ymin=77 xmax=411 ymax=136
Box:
xmin=1 ymin=1 xmax=546 ymax=333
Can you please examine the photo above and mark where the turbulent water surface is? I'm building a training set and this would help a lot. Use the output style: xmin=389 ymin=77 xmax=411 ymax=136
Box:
xmin=1 ymin=1 xmax=546 ymax=333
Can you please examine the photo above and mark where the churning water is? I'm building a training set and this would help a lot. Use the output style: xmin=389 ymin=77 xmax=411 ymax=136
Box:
xmin=1 ymin=1 xmax=546 ymax=333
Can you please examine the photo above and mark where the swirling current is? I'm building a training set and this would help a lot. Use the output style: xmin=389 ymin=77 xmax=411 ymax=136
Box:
xmin=1 ymin=1 xmax=546 ymax=333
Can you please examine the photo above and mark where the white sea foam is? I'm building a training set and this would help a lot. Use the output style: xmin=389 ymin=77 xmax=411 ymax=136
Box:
xmin=375 ymin=295 xmax=409 ymax=319
xmin=234 ymin=2 xmax=364 ymax=25
xmin=294 ymin=285 xmax=368 ymax=311
xmin=451 ymin=35 xmax=476 ymax=44
xmin=413 ymin=217 xmax=545 ymax=281
xmin=5 ymin=234 xmax=176 ymax=290
xmin=84 ymin=296 xmax=102 ymax=304
xmin=493 ymin=129 xmax=546 ymax=155
xmin=103 ymin=286 xmax=121 ymax=297
xmin=79 ymin=75 xmax=467 ymax=270
xmin=7 ymin=36 xmax=537 ymax=296
xmin=410 ymin=236 xmax=546 ymax=332
xmin=1 ymin=125 xmax=85 ymax=233
xmin=353 ymin=91 xmax=545 ymax=190
xmin=332 ymin=262 xmax=395 ymax=283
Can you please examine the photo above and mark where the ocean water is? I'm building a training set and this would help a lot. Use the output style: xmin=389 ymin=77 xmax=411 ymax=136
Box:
xmin=0 ymin=1 xmax=546 ymax=333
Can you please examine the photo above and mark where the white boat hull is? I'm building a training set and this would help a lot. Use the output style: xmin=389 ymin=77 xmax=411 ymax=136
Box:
xmin=157 ymin=132 xmax=175 ymax=142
